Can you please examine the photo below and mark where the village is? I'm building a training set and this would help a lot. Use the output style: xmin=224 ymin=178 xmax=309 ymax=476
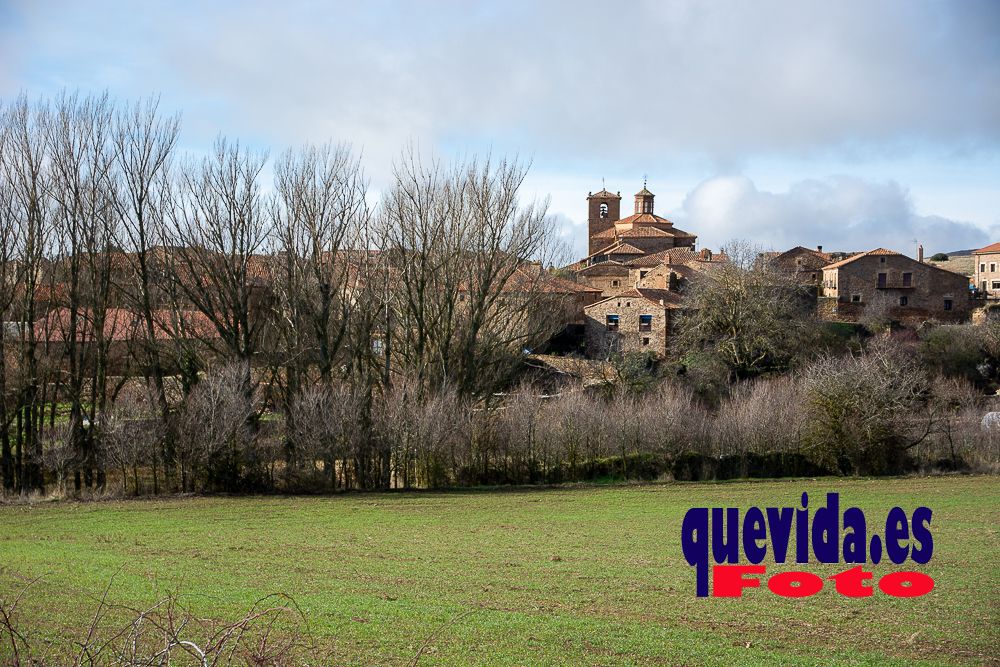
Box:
xmin=15 ymin=178 xmax=993 ymax=371
xmin=1 ymin=1 xmax=997 ymax=664
xmin=559 ymin=181 xmax=988 ymax=360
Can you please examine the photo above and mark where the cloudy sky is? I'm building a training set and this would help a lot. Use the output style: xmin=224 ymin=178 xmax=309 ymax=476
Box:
xmin=2 ymin=0 xmax=998 ymax=258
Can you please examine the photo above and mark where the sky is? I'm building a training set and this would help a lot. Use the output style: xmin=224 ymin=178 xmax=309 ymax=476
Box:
xmin=2 ymin=0 xmax=998 ymax=259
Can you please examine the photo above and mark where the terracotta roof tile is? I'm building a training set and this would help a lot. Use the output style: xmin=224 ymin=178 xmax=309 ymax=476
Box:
xmin=585 ymin=287 xmax=684 ymax=310
xmin=974 ymin=242 xmax=1000 ymax=254
xmin=822 ymin=248 xmax=900 ymax=269
xmin=584 ymin=241 xmax=644 ymax=260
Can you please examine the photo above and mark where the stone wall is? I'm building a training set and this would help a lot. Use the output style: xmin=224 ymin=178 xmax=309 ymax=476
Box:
xmin=821 ymin=254 xmax=970 ymax=322
xmin=584 ymin=296 xmax=671 ymax=357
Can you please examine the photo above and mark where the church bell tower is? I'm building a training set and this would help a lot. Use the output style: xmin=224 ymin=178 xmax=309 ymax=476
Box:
xmin=587 ymin=187 xmax=621 ymax=255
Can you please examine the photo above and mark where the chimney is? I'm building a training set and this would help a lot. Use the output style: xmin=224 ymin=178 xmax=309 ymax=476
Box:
xmin=817 ymin=245 xmax=823 ymax=253
xmin=700 ymin=248 xmax=712 ymax=260
xmin=918 ymin=244 xmax=924 ymax=263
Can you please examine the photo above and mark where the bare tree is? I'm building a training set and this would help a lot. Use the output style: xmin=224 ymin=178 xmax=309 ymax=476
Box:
xmin=0 ymin=95 xmax=53 ymax=493
xmin=287 ymin=382 xmax=362 ymax=490
xmin=43 ymin=91 xmax=117 ymax=492
xmin=379 ymin=151 xmax=568 ymax=398
xmin=801 ymin=338 xmax=928 ymax=474
xmin=109 ymin=96 xmax=180 ymax=486
xmin=0 ymin=118 xmax=24 ymax=492
xmin=102 ymin=383 xmax=164 ymax=495
xmin=677 ymin=239 xmax=816 ymax=379
xmin=164 ymin=138 xmax=273 ymax=377
xmin=173 ymin=362 xmax=257 ymax=491
xmin=39 ymin=421 xmax=75 ymax=496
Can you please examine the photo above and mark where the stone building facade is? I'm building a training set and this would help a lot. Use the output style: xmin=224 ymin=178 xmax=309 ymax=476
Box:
xmin=819 ymin=248 xmax=971 ymax=322
xmin=973 ymin=242 xmax=1000 ymax=297
xmin=583 ymin=288 xmax=683 ymax=358
xmin=764 ymin=245 xmax=833 ymax=286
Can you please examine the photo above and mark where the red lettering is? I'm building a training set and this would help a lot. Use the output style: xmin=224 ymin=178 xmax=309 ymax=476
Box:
xmin=712 ymin=565 xmax=766 ymax=597
xmin=878 ymin=571 xmax=935 ymax=598
xmin=828 ymin=565 xmax=874 ymax=597
xmin=767 ymin=571 xmax=824 ymax=597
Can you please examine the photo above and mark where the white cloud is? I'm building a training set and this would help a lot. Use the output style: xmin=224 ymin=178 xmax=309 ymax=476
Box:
xmin=675 ymin=175 xmax=993 ymax=255
xmin=3 ymin=0 xmax=999 ymax=171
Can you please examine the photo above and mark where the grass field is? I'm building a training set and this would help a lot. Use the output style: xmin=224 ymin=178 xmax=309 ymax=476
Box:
xmin=1 ymin=476 xmax=997 ymax=665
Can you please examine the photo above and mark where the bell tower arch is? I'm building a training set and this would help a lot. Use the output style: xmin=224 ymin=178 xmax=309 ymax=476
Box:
xmin=587 ymin=188 xmax=621 ymax=255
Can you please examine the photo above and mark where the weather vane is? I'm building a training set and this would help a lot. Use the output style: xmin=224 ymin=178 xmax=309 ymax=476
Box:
xmin=643 ymin=173 xmax=648 ymax=188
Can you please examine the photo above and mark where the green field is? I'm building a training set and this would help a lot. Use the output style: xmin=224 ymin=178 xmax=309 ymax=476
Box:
xmin=1 ymin=476 xmax=997 ymax=665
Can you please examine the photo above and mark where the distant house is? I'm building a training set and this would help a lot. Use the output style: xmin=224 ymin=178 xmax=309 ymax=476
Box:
xmin=819 ymin=248 xmax=971 ymax=322
xmin=973 ymin=243 xmax=1000 ymax=297
xmin=33 ymin=307 xmax=218 ymax=374
xmin=583 ymin=288 xmax=684 ymax=358
xmin=764 ymin=246 xmax=833 ymax=286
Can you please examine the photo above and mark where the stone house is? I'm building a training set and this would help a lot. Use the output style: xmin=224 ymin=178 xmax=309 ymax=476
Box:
xmin=764 ymin=246 xmax=833 ymax=286
xmin=583 ymin=288 xmax=683 ymax=358
xmin=574 ymin=261 xmax=631 ymax=297
xmin=819 ymin=248 xmax=971 ymax=322
xmin=973 ymin=242 xmax=1000 ymax=297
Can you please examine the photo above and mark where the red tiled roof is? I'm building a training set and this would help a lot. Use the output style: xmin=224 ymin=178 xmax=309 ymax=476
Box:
xmin=576 ymin=261 xmax=630 ymax=276
xmin=586 ymin=287 xmax=684 ymax=310
xmin=592 ymin=226 xmax=676 ymax=239
xmin=34 ymin=307 xmax=218 ymax=343
xmin=584 ymin=241 xmax=644 ymax=260
xmin=614 ymin=212 xmax=677 ymax=228
xmin=608 ymin=242 xmax=645 ymax=255
xmin=974 ymin=242 xmax=1000 ymax=254
xmin=822 ymin=248 xmax=901 ymax=269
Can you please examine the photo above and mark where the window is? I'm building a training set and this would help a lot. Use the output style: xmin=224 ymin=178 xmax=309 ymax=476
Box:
xmin=606 ymin=314 xmax=619 ymax=331
xmin=944 ymin=299 xmax=953 ymax=311
xmin=639 ymin=270 xmax=648 ymax=278
xmin=992 ymin=281 xmax=1000 ymax=290
xmin=642 ymin=337 xmax=650 ymax=346
xmin=611 ymin=280 xmax=619 ymax=287
xmin=992 ymin=263 xmax=997 ymax=272
xmin=902 ymin=272 xmax=912 ymax=287
xmin=625 ymin=301 xmax=631 ymax=307
xmin=899 ymin=296 xmax=908 ymax=306
xmin=981 ymin=263 xmax=986 ymax=272
xmin=880 ymin=257 xmax=886 ymax=263
xmin=877 ymin=273 xmax=887 ymax=288
xmin=639 ymin=314 xmax=652 ymax=332
xmin=599 ymin=202 xmax=609 ymax=218
xmin=851 ymin=294 xmax=861 ymax=303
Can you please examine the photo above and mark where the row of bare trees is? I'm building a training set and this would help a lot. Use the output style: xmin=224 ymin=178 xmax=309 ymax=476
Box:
xmin=3 ymin=92 xmax=995 ymax=497
xmin=89 ymin=342 xmax=997 ymax=495
xmin=0 ymin=92 xmax=568 ymax=495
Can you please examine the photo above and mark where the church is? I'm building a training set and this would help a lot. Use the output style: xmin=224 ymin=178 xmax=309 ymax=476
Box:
xmin=568 ymin=182 xmax=722 ymax=359
xmin=585 ymin=184 xmax=697 ymax=257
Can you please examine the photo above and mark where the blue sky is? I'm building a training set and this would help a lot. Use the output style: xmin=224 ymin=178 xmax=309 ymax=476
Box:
xmin=2 ymin=0 xmax=998 ymax=258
